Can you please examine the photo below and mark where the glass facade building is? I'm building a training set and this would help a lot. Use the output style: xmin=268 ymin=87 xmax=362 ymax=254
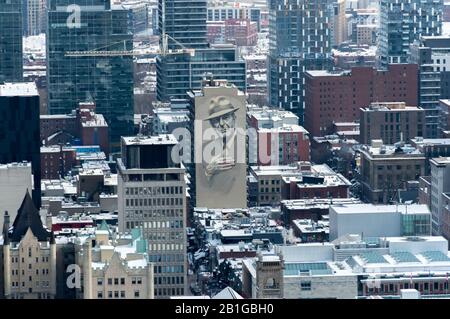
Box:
xmin=268 ymin=0 xmax=333 ymax=124
xmin=156 ymin=46 xmax=246 ymax=106
xmin=47 ymin=0 xmax=134 ymax=151
xmin=158 ymin=0 xmax=208 ymax=50
xmin=0 ymin=83 xmax=41 ymax=208
xmin=378 ymin=0 xmax=443 ymax=68
xmin=0 ymin=0 xmax=23 ymax=82
xmin=410 ymin=36 xmax=450 ymax=138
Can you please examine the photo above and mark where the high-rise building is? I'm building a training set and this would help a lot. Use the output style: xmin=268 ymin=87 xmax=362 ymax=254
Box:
xmin=158 ymin=0 xmax=208 ymax=50
xmin=47 ymin=0 xmax=134 ymax=151
xmin=378 ymin=0 xmax=443 ymax=68
xmin=117 ymin=134 xmax=187 ymax=298
xmin=360 ymin=102 xmax=425 ymax=145
xmin=23 ymin=0 xmax=47 ymax=36
xmin=0 ymin=0 xmax=23 ymax=82
xmin=156 ymin=45 xmax=246 ymax=107
xmin=188 ymin=78 xmax=247 ymax=209
xmin=268 ymin=0 xmax=333 ymax=123
xmin=156 ymin=0 xmax=246 ymax=107
xmin=0 ymin=82 xmax=41 ymax=208
xmin=410 ymin=36 xmax=450 ymax=138
xmin=330 ymin=0 xmax=347 ymax=46
xmin=304 ymin=64 xmax=418 ymax=137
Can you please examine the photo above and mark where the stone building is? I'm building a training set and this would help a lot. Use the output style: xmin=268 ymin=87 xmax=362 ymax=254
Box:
xmin=1 ymin=192 xmax=57 ymax=299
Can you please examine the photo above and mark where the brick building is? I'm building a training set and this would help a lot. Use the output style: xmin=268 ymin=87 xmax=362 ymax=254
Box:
xmin=360 ymin=102 xmax=425 ymax=145
xmin=247 ymin=107 xmax=310 ymax=165
xmin=304 ymin=64 xmax=419 ymax=137
xmin=40 ymin=102 xmax=109 ymax=155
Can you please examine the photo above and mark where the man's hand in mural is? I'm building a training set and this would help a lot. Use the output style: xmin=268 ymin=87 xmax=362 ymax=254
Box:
xmin=205 ymin=155 xmax=235 ymax=178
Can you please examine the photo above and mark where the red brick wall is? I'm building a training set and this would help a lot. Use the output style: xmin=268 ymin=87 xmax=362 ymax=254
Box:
xmin=304 ymin=64 xmax=419 ymax=136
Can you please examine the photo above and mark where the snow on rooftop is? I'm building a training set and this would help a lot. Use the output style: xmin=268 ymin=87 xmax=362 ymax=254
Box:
xmin=0 ymin=82 xmax=38 ymax=97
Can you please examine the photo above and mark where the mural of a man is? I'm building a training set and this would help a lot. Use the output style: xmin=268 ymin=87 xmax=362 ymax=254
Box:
xmin=203 ymin=96 xmax=239 ymax=180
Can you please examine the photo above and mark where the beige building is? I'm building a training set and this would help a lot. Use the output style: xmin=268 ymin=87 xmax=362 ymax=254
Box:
xmin=75 ymin=226 xmax=154 ymax=299
xmin=1 ymin=192 xmax=57 ymax=299
xmin=117 ymin=134 xmax=187 ymax=298
xmin=356 ymin=24 xmax=377 ymax=45
xmin=331 ymin=0 xmax=347 ymax=46
xmin=359 ymin=140 xmax=426 ymax=204
xmin=360 ymin=102 xmax=425 ymax=145
xmin=242 ymin=252 xmax=284 ymax=299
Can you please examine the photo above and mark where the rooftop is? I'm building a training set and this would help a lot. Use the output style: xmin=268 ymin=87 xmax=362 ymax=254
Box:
xmin=122 ymin=134 xmax=178 ymax=146
xmin=0 ymin=82 xmax=38 ymax=97
xmin=331 ymin=204 xmax=431 ymax=215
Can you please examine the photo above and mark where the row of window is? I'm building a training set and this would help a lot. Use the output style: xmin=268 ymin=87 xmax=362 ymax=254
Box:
xmin=148 ymin=254 xmax=184 ymax=263
xmin=98 ymin=277 xmax=143 ymax=286
xmin=259 ymin=180 xmax=280 ymax=185
xmin=125 ymin=186 xmax=183 ymax=196
xmin=11 ymin=256 xmax=49 ymax=263
xmin=11 ymin=281 xmax=50 ymax=287
xmin=155 ymin=287 xmax=184 ymax=297
xmin=125 ymin=197 xmax=183 ymax=207
xmin=154 ymin=276 xmax=184 ymax=285
xmin=11 ymin=268 xmax=49 ymax=275
xmin=154 ymin=265 xmax=184 ymax=274
xmin=125 ymin=208 xmax=184 ymax=219
xmin=98 ymin=290 xmax=140 ymax=298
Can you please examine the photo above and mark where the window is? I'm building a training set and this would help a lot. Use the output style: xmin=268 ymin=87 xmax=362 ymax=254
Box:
xmin=120 ymin=291 xmax=125 ymax=298
xmin=114 ymin=291 xmax=119 ymax=298
xmin=114 ymin=278 xmax=119 ymax=285
xmin=97 ymin=291 xmax=103 ymax=298
xmin=108 ymin=291 xmax=112 ymax=298
xmin=97 ymin=278 xmax=103 ymax=286
xmin=137 ymin=277 xmax=142 ymax=284
xmin=108 ymin=278 xmax=112 ymax=285
xmin=120 ymin=278 xmax=125 ymax=285
xmin=300 ymin=281 xmax=312 ymax=291
xmin=134 ymin=290 xmax=140 ymax=298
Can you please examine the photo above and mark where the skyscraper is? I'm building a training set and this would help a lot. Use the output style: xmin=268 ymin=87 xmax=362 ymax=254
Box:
xmin=0 ymin=0 xmax=23 ymax=82
xmin=156 ymin=0 xmax=246 ymax=107
xmin=378 ymin=0 xmax=443 ymax=68
xmin=158 ymin=0 xmax=208 ymax=50
xmin=268 ymin=0 xmax=333 ymax=124
xmin=47 ymin=0 xmax=134 ymax=151
xmin=0 ymin=82 xmax=41 ymax=208
xmin=23 ymin=0 xmax=47 ymax=36
xmin=117 ymin=134 xmax=187 ymax=298
xmin=156 ymin=45 xmax=246 ymax=107
xmin=410 ymin=36 xmax=450 ymax=138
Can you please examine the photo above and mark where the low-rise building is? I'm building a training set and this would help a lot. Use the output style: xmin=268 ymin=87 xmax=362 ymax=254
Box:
xmin=358 ymin=140 xmax=426 ymax=204
xmin=360 ymin=102 xmax=425 ymax=145
xmin=329 ymin=203 xmax=432 ymax=240
xmin=74 ymin=227 xmax=154 ymax=299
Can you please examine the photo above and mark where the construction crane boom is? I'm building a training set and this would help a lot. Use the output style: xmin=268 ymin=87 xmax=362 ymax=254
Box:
xmin=64 ymin=34 xmax=195 ymax=57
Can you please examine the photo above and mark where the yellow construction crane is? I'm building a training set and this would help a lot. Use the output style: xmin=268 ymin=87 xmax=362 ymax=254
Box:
xmin=64 ymin=33 xmax=195 ymax=57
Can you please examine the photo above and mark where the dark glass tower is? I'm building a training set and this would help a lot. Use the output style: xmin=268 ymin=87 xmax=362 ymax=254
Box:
xmin=158 ymin=0 xmax=208 ymax=50
xmin=0 ymin=82 xmax=41 ymax=208
xmin=268 ymin=0 xmax=333 ymax=124
xmin=47 ymin=0 xmax=134 ymax=151
xmin=378 ymin=0 xmax=443 ymax=68
xmin=0 ymin=0 xmax=23 ymax=82
xmin=156 ymin=0 xmax=246 ymax=106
